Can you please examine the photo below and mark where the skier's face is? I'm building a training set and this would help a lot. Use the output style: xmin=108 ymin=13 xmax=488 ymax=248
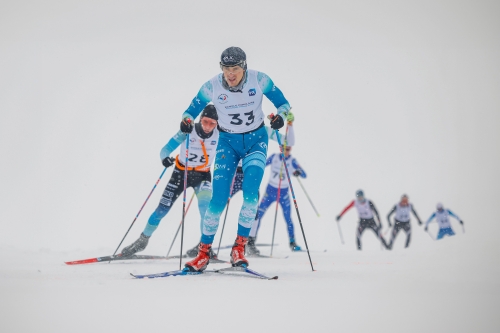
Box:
xmin=222 ymin=65 xmax=245 ymax=87
xmin=401 ymin=197 xmax=408 ymax=205
xmin=357 ymin=196 xmax=365 ymax=203
xmin=200 ymin=117 xmax=217 ymax=134
xmin=285 ymin=146 xmax=292 ymax=157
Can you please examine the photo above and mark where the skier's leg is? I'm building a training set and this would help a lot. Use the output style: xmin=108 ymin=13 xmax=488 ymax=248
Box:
xmin=404 ymin=223 xmax=412 ymax=248
xmin=356 ymin=221 xmax=367 ymax=250
xmin=250 ymin=185 xmax=277 ymax=237
xmin=388 ymin=223 xmax=401 ymax=250
xmin=230 ymin=167 xmax=244 ymax=198
xmin=199 ymin=142 xmax=239 ymax=245
xmin=193 ymin=179 xmax=213 ymax=235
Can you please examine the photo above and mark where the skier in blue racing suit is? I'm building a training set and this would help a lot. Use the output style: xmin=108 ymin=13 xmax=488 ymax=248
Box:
xmin=180 ymin=47 xmax=292 ymax=272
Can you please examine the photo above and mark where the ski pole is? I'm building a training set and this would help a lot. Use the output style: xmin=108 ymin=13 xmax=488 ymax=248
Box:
xmin=216 ymin=173 xmax=237 ymax=256
xmin=336 ymin=221 xmax=345 ymax=244
xmin=271 ymin=123 xmax=289 ymax=257
xmin=111 ymin=167 xmax=168 ymax=260
xmin=179 ymin=124 xmax=191 ymax=270
xmin=295 ymin=177 xmax=320 ymax=217
xmin=166 ymin=191 xmax=195 ymax=257
xmin=272 ymin=119 xmax=315 ymax=272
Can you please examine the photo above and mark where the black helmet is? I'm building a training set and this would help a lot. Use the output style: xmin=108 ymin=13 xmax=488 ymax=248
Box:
xmin=200 ymin=104 xmax=218 ymax=121
xmin=220 ymin=47 xmax=247 ymax=70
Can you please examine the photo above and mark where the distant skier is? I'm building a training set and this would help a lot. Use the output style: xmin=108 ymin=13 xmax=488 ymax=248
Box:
xmin=386 ymin=194 xmax=423 ymax=249
xmin=247 ymin=117 xmax=303 ymax=255
xmin=120 ymin=105 xmax=219 ymax=258
xmin=336 ymin=190 xmax=389 ymax=250
xmin=425 ymin=203 xmax=464 ymax=240
xmin=180 ymin=46 xmax=292 ymax=272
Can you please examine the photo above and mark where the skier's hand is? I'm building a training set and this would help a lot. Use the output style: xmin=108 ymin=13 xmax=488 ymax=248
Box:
xmin=425 ymin=226 xmax=428 ymax=231
xmin=388 ymin=221 xmax=392 ymax=227
xmin=418 ymin=221 xmax=423 ymax=226
xmin=286 ymin=111 xmax=295 ymax=125
xmin=180 ymin=117 xmax=193 ymax=133
xmin=336 ymin=215 xmax=341 ymax=222
xmin=460 ymin=220 xmax=464 ymax=225
xmin=293 ymin=170 xmax=302 ymax=177
xmin=162 ymin=157 xmax=175 ymax=168
xmin=269 ymin=113 xmax=284 ymax=130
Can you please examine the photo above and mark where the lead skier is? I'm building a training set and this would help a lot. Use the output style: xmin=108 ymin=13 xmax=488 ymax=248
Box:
xmin=120 ymin=105 xmax=219 ymax=258
xmin=386 ymin=194 xmax=423 ymax=249
xmin=336 ymin=190 xmax=389 ymax=250
xmin=180 ymin=47 xmax=292 ymax=272
xmin=425 ymin=203 xmax=464 ymax=240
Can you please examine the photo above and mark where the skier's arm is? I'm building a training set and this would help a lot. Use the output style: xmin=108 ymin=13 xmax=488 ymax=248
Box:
xmin=425 ymin=213 xmax=436 ymax=230
xmin=447 ymin=209 xmax=463 ymax=224
xmin=181 ymin=81 xmax=213 ymax=122
xmin=387 ymin=206 xmax=396 ymax=226
xmin=337 ymin=200 xmax=355 ymax=221
xmin=369 ymin=201 xmax=382 ymax=226
xmin=411 ymin=205 xmax=423 ymax=225
xmin=266 ymin=155 xmax=274 ymax=166
xmin=266 ymin=123 xmax=295 ymax=147
xmin=258 ymin=72 xmax=291 ymax=122
xmin=291 ymin=158 xmax=306 ymax=178
xmin=160 ymin=130 xmax=186 ymax=161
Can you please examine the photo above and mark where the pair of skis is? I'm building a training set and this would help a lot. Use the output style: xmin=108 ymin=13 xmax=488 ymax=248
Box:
xmin=130 ymin=266 xmax=278 ymax=280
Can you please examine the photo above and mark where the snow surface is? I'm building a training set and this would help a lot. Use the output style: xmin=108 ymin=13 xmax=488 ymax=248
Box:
xmin=1 ymin=1 xmax=500 ymax=332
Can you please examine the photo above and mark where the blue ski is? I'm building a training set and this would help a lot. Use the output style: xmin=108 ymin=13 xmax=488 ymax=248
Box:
xmin=130 ymin=266 xmax=278 ymax=280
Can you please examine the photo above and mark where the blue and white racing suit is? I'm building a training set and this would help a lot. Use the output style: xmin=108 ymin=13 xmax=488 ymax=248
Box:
xmin=181 ymin=69 xmax=291 ymax=244
xmin=426 ymin=208 xmax=461 ymax=240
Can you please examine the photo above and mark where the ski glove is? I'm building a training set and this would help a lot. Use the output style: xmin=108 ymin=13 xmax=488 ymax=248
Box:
xmin=286 ymin=111 xmax=295 ymax=124
xmin=269 ymin=114 xmax=284 ymax=130
xmin=418 ymin=221 xmax=423 ymax=226
xmin=336 ymin=215 xmax=341 ymax=222
xmin=293 ymin=170 xmax=302 ymax=177
xmin=460 ymin=220 xmax=464 ymax=225
xmin=388 ymin=221 xmax=392 ymax=227
xmin=424 ymin=226 xmax=428 ymax=231
xmin=162 ymin=157 xmax=175 ymax=168
xmin=180 ymin=117 xmax=193 ymax=133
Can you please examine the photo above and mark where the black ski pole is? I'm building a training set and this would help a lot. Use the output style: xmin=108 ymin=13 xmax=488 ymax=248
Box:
xmin=111 ymin=167 xmax=168 ymax=261
xmin=271 ymin=123 xmax=288 ymax=257
xmin=178 ymin=128 xmax=192 ymax=270
xmin=273 ymin=122 xmax=315 ymax=272
xmin=166 ymin=191 xmax=195 ymax=257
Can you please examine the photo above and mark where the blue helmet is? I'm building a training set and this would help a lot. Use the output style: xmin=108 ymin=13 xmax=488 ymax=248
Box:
xmin=355 ymin=189 xmax=364 ymax=198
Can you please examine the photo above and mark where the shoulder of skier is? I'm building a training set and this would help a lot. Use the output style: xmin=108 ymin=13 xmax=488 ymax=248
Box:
xmin=160 ymin=130 xmax=187 ymax=161
xmin=256 ymin=70 xmax=291 ymax=119
xmin=182 ymin=80 xmax=213 ymax=122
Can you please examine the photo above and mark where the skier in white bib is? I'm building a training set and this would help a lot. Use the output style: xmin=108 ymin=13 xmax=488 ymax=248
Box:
xmin=178 ymin=47 xmax=292 ymax=272
xmin=120 ymin=105 xmax=219 ymax=257
xmin=386 ymin=194 xmax=423 ymax=249
xmin=425 ymin=203 xmax=464 ymax=240
xmin=336 ymin=190 xmax=389 ymax=250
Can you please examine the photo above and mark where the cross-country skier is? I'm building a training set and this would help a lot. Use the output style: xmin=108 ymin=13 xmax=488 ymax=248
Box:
xmin=425 ymin=203 xmax=464 ymax=240
xmin=179 ymin=47 xmax=292 ymax=272
xmin=120 ymin=105 xmax=220 ymax=258
xmin=336 ymin=190 xmax=389 ymax=250
xmin=386 ymin=194 xmax=423 ymax=249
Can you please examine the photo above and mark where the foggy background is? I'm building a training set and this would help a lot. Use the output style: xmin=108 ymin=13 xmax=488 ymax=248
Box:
xmin=1 ymin=1 xmax=499 ymax=332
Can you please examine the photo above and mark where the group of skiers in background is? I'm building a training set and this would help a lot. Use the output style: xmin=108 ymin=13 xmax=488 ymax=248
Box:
xmin=117 ymin=46 xmax=464 ymax=273
xmin=336 ymin=190 xmax=464 ymax=250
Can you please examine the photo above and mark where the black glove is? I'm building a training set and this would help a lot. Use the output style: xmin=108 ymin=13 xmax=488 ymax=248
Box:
xmin=424 ymin=226 xmax=428 ymax=231
xmin=388 ymin=221 xmax=392 ymax=227
xmin=269 ymin=114 xmax=284 ymax=130
xmin=418 ymin=221 xmax=423 ymax=226
xmin=180 ymin=118 xmax=193 ymax=133
xmin=460 ymin=220 xmax=464 ymax=225
xmin=293 ymin=170 xmax=301 ymax=177
xmin=336 ymin=215 xmax=341 ymax=222
xmin=162 ymin=157 xmax=175 ymax=168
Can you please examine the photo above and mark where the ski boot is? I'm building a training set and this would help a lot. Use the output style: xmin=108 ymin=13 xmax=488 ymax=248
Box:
xmin=186 ymin=242 xmax=218 ymax=259
xmin=186 ymin=243 xmax=199 ymax=258
xmin=120 ymin=233 xmax=150 ymax=257
xmin=289 ymin=238 xmax=302 ymax=252
xmin=184 ymin=243 xmax=211 ymax=272
xmin=230 ymin=235 xmax=249 ymax=267
xmin=246 ymin=236 xmax=260 ymax=256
